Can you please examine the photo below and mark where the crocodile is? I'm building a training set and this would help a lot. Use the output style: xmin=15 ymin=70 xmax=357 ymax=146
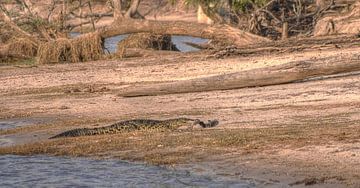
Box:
xmin=49 ymin=118 xmax=219 ymax=139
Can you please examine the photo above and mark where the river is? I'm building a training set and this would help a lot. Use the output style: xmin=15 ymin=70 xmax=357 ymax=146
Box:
xmin=0 ymin=155 xmax=255 ymax=188
xmin=0 ymin=120 xmax=255 ymax=187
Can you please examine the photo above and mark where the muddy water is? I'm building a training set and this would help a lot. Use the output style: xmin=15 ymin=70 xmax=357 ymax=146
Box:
xmin=0 ymin=118 xmax=53 ymax=147
xmin=0 ymin=120 xmax=28 ymax=130
xmin=0 ymin=118 xmax=51 ymax=131
xmin=70 ymin=33 xmax=208 ymax=53
xmin=0 ymin=155 xmax=254 ymax=188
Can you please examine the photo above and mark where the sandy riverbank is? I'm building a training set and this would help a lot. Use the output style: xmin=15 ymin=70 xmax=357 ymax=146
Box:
xmin=0 ymin=36 xmax=359 ymax=187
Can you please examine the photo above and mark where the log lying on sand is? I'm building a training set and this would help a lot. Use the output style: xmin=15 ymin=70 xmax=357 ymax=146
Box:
xmin=119 ymin=53 xmax=360 ymax=97
xmin=117 ymin=48 xmax=180 ymax=58
xmin=100 ymin=19 xmax=270 ymax=47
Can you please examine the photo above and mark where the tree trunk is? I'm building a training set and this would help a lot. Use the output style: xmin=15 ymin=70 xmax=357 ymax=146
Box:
xmin=118 ymin=53 xmax=360 ymax=97
xmin=88 ymin=1 xmax=96 ymax=31
xmin=100 ymin=19 xmax=270 ymax=46
xmin=113 ymin=0 xmax=123 ymax=19
xmin=282 ymin=21 xmax=288 ymax=40
xmin=61 ymin=0 xmax=67 ymax=30
xmin=125 ymin=0 xmax=141 ymax=18
xmin=281 ymin=7 xmax=288 ymax=40
xmin=79 ymin=0 xmax=83 ymax=33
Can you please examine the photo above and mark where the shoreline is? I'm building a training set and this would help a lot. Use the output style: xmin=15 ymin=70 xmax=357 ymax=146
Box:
xmin=1 ymin=38 xmax=360 ymax=187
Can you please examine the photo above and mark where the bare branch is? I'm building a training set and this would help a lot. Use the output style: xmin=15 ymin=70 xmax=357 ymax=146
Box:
xmin=0 ymin=8 xmax=37 ymax=43
xmin=113 ymin=0 xmax=124 ymax=19
xmin=47 ymin=0 xmax=57 ymax=22
xmin=88 ymin=1 xmax=96 ymax=31
xmin=125 ymin=0 xmax=141 ymax=18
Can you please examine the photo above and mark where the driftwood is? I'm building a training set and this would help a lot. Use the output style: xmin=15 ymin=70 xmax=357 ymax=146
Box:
xmin=117 ymin=48 xmax=180 ymax=58
xmin=99 ymin=19 xmax=270 ymax=47
xmin=119 ymin=53 xmax=360 ymax=97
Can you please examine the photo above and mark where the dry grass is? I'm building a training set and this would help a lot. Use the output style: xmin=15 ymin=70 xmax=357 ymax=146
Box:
xmin=37 ymin=33 xmax=103 ymax=64
xmin=72 ymin=32 xmax=104 ymax=62
xmin=0 ymin=37 xmax=38 ymax=63
xmin=37 ymin=38 xmax=78 ymax=64
xmin=117 ymin=33 xmax=178 ymax=58
xmin=0 ymin=28 xmax=12 ymax=44
xmin=1 ymin=122 xmax=359 ymax=165
xmin=8 ymin=37 xmax=38 ymax=58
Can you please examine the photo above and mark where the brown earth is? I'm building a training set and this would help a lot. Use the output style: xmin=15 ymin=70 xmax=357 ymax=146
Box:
xmin=0 ymin=35 xmax=360 ymax=187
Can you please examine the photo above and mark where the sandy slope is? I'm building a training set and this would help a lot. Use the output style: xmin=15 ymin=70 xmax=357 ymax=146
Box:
xmin=0 ymin=40 xmax=360 ymax=187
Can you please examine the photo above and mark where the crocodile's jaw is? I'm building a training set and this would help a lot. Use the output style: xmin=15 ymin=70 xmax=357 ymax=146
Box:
xmin=174 ymin=121 xmax=204 ymax=130
xmin=169 ymin=121 xmax=193 ymax=130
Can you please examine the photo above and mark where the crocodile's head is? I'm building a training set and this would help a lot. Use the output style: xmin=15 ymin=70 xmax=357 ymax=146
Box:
xmin=169 ymin=118 xmax=219 ymax=130
xmin=194 ymin=119 xmax=219 ymax=128
xmin=205 ymin=119 xmax=219 ymax=128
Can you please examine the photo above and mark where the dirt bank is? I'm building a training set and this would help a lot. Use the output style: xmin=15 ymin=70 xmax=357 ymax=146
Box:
xmin=0 ymin=36 xmax=359 ymax=187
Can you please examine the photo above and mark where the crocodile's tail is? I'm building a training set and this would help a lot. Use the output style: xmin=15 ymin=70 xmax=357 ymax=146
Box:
xmin=49 ymin=127 xmax=115 ymax=139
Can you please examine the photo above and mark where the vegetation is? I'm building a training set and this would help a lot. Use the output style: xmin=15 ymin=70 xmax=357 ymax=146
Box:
xmin=0 ymin=0 xmax=357 ymax=64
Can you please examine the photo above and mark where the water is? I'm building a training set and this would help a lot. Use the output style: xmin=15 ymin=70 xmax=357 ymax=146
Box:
xmin=0 ymin=155 xmax=254 ymax=188
xmin=104 ymin=35 xmax=129 ymax=53
xmin=0 ymin=119 xmax=54 ymax=147
xmin=172 ymin=36 xmax=208 ymax=52
xmin=0 ymin=118 xmax=51 ymax=131
xmin=70 ymin=33 xmax=208 ymax=53
xmin=0 ymin=120 xmax=28 ymax=130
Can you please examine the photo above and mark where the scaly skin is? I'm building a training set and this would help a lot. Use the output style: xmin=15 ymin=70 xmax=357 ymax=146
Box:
xmin=49 ymin=118 xmax=219 ymax=139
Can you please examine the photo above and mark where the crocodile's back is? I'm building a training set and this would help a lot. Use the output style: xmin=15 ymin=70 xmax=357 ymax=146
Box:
xmin=108 ymin=118 xmax=196 ymax=130
xmin=109 ymin=119 xmax=163 ymax=130
xmin=49 ymin=119 xmax=163 ymax=139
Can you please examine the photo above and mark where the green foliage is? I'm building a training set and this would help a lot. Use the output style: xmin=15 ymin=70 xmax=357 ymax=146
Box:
xmin=232 ymin=0 xmax=268 ymax=12
xmin=183 ymin=0 xmax=218 ymax=6
xmin=168 ymin=0 xmax=177 ymax=5
xmin=172 ymin=0 xmax=269 ymax=12
xmin=0 ymin=58 xmax=36 ymax=66
xmin=3 ymin=0 xmax=13 ymax=3
xmin=31 ymin=17 xmax=46 ymax=27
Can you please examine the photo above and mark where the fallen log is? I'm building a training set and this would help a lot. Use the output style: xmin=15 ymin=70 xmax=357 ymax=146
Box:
xmin=118 ymin=53 xmax=360 ymax=97
xmin=117 ymin=48 xmax=180 ymax=58
xmin=99 ymin=19 xmax=270 ymax=47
